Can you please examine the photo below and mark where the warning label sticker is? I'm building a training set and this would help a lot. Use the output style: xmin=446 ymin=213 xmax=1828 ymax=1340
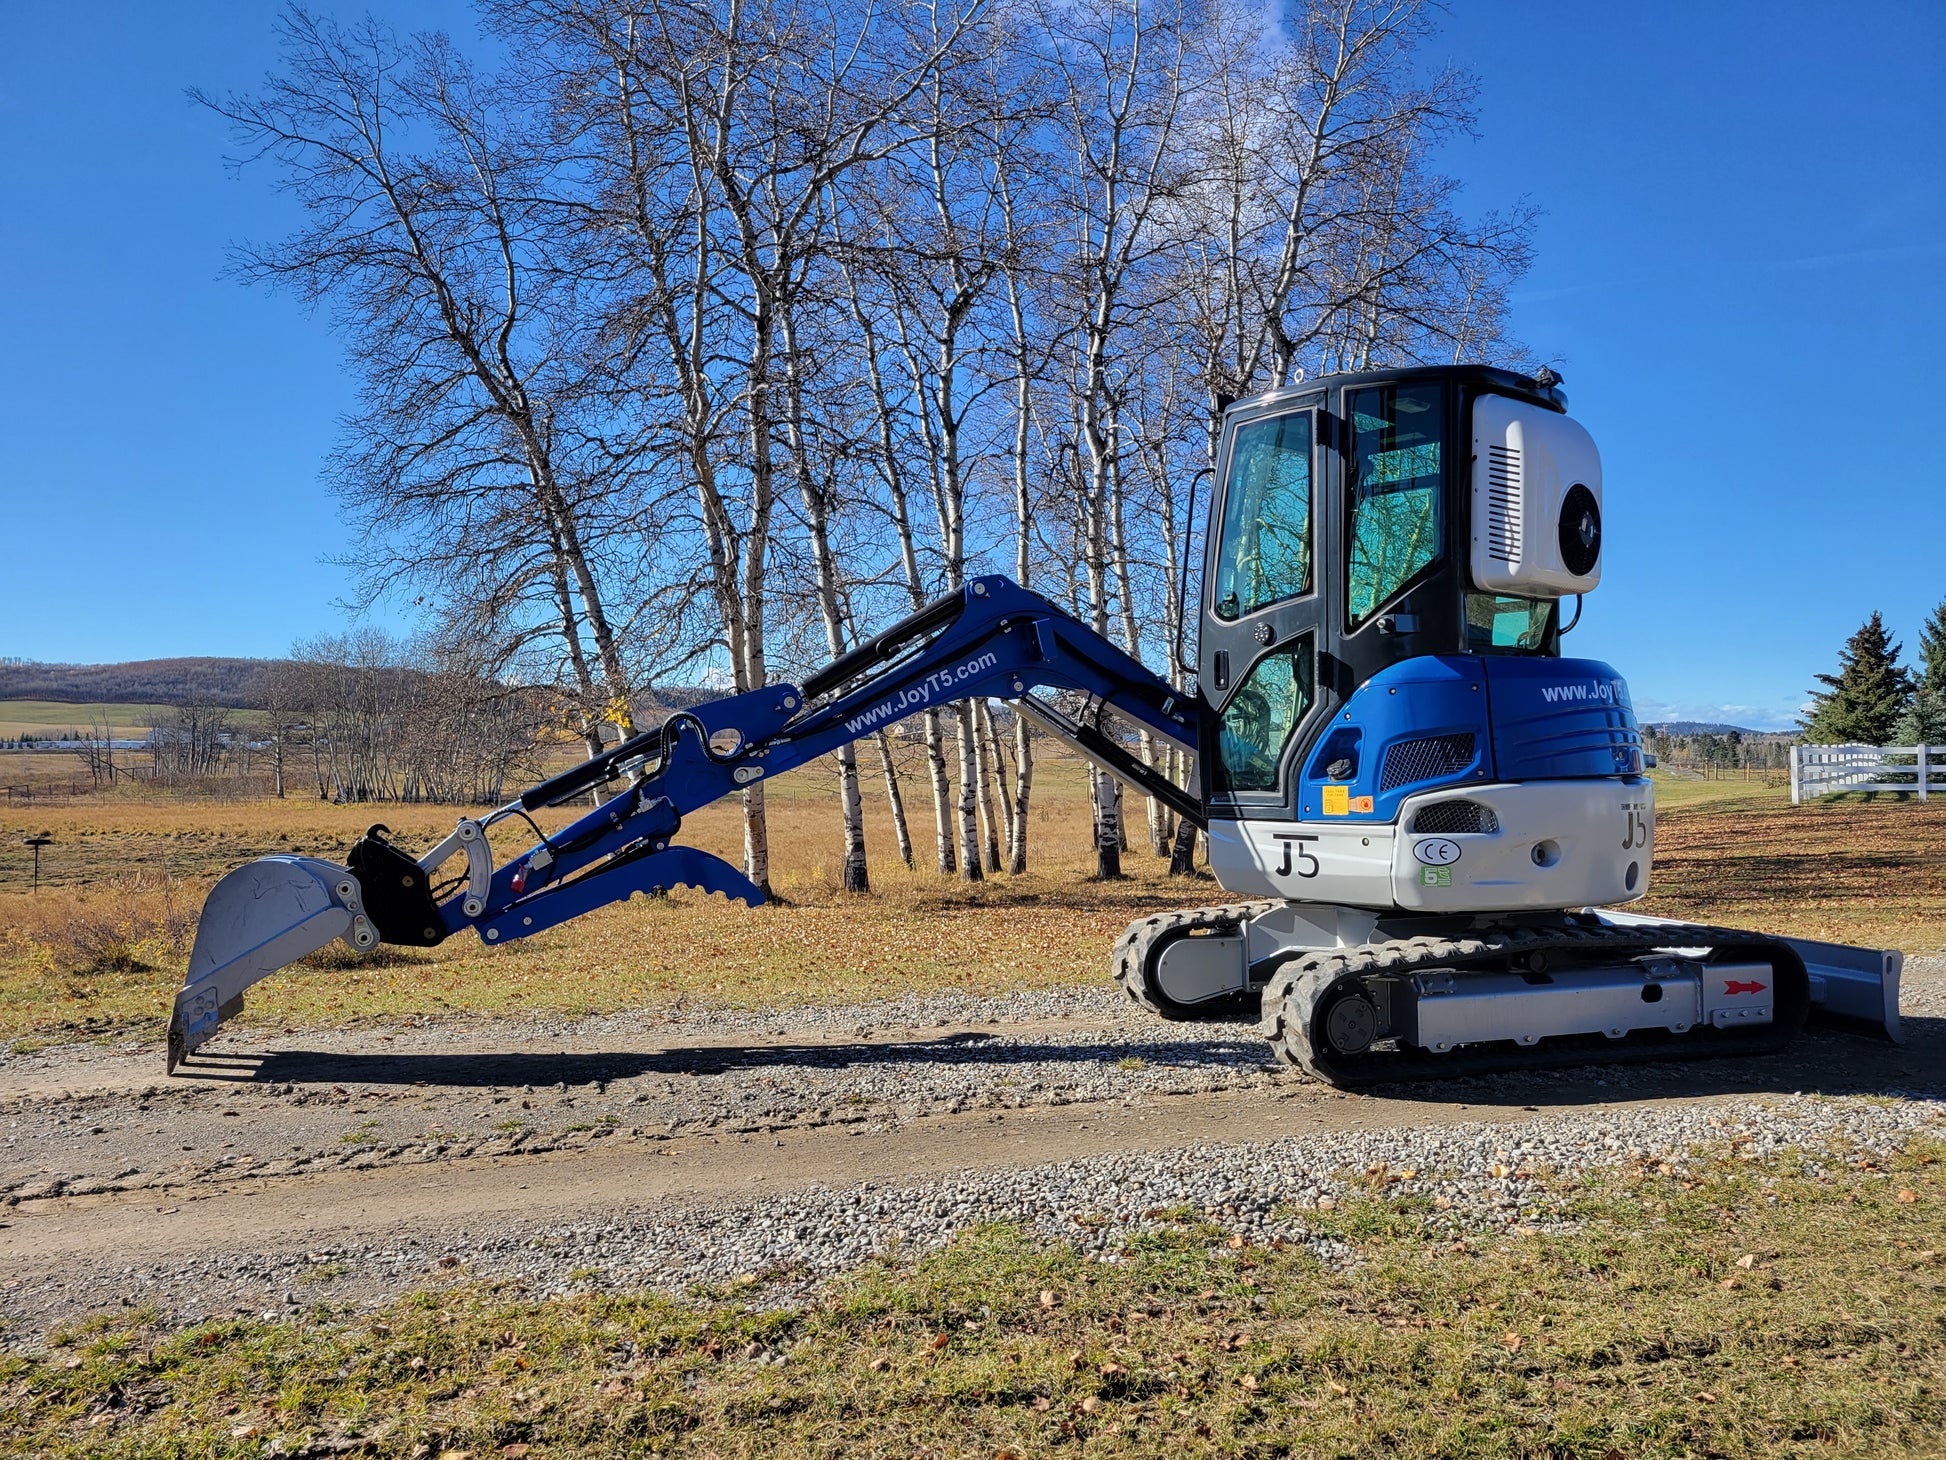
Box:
xmin=1322 ymin=785 xmax=1350 ymax=816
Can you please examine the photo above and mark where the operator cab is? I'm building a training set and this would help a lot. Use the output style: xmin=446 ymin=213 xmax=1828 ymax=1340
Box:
xmin=1197 ymin=364 xmax=1608 ymax=821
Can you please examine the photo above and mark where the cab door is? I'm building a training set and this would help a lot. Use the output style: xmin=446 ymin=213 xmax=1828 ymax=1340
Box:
xmin=1198 ymin=389 xmax=1333 ymax=821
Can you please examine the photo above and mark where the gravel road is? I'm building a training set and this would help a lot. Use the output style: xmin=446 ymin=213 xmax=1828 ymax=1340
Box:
xmin=2 ymin=957 xmax=1939 ymax=1342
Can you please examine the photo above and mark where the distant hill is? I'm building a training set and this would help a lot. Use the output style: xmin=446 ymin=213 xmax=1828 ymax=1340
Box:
xmin=0 ymin=658 xmax=276 ymax=708
xmin=0 ymin=655 xmax=722 ymax=718
xmin=1642 ymin=720 xmax=1793 ymax=740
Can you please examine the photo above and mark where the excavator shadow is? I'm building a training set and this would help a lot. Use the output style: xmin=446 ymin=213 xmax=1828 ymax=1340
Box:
xmin=166 ymin=1028 xmax=1281 ymax=1090
xmin=166 ymin=1017 xmax=1944 ymax=1109
xmin=1361 ymin=1014 xmax=1946 ymax=1109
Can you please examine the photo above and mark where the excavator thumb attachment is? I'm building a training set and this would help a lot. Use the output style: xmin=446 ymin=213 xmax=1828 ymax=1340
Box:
xmin=168 ymin=857 xmax=376 ymax=1072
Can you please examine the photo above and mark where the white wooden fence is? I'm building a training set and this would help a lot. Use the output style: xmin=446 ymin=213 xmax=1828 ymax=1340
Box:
xmin=1789 ymin=744 xmax=1943 ymax=803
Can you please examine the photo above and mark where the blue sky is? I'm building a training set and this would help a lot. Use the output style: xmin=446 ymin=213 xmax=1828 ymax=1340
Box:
xmin=2 ymin=2 xmax=1942 ymax=730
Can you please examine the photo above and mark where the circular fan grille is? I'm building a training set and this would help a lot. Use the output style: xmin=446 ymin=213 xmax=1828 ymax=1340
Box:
xmin=1558 ymin=484 xmax=1601 ymax=576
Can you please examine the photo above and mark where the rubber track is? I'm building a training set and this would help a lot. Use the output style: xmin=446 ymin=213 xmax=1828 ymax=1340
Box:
xmin=1255 ymin=919 xmax=1811 ymax=1088
xmin=1111 ymin=899 xmax=1284 ymax=1021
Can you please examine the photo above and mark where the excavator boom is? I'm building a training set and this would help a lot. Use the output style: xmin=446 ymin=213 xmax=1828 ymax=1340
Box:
xmin=168 ymin=577 xmax=1201 ymax=1068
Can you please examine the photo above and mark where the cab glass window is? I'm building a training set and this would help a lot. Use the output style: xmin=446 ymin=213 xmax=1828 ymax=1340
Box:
xmin=1212 ymin=411 xmax=1312 ymax=621
xmin=1347 ymin=384 xmax=1444 ymax=627
xmin=1464 ymin=592 xmax=1555 ymax=653
xmin=1213 ymin=638 xmax=1315 ymax=794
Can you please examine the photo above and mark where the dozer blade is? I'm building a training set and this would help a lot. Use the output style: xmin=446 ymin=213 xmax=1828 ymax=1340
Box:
xmin=168 ymin=857 xmax=377 ymax=1072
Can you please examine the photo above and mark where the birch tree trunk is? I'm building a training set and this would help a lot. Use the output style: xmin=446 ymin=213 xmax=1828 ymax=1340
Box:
xmin=972 ymin=700 xmax=1003 ymax=873
xmin=841 ymin=271 xmax=958 ymax=873
xmin=780 ymin=299 xmax=869 ymax=891
xmin=873 ymin=728 xmax=915 ymax=867
xmin=978 ymin=700 xmax=1013 ymax=871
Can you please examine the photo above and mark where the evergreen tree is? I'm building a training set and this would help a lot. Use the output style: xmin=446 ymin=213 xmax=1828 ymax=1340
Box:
xmin=1893 ymin=688 xmax=1946 ymax=746
xmin=1916 ymin=597 xmax=1946 ymax=695
xmin=1800 ymin=612 xmax=1913 ymax=745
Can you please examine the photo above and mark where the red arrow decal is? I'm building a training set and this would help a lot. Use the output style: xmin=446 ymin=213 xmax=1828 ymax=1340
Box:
xmin=1722 ymin=979 xmax=1767 ymax=996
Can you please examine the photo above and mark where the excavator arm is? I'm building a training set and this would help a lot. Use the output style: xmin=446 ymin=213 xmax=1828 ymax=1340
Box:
xmin=168 ymin=576 xmax=1205 ymax=1068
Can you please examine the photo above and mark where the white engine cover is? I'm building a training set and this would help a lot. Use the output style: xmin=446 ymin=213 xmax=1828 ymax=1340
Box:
xmin=1470 ymin=394 xmax=1603 ymax=597
xmin=1205 ymin=777 xmax=1654 ymax=913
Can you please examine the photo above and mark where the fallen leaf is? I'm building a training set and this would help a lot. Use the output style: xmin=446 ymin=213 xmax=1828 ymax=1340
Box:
xmin=1491 ymin=1163 xmax=1511 ymax=1179
xmin=501 ymin=1447 xmax=531 ymax=1458
xmin=1069 ymin=1350 xmax=1086 ymax=1370
xmin=927 ymin=1333 xmax=949 ymax=1352
xmin=1736 ymin=1254 xmax=1757 ymax=1270
xmin=1720 ymin=1278 xmax=1741 ymax=1290
xmin=1432 ymin=1195 xmax=1453 ymax=1209
xmin=1079 ymin=1395 xmax=1101 ymax=1414
xmin=1039 ymin=1289 xmax=1058 ymax=1309
xmin=1502 ymin=1332 xmax=1522 ymax=1352
xmin=868 ymin=1356 xmax=889 ymax=1372
xmin=1327 ymin=1379 xmax=1348 ymax=1396
xmin=1227 ymin=1234 xmax=1245 ymax=1250
xmin=1238 ymin=1373 xmax=1259 ymax=1391
xmin=407 ymin=1356 xmax=427 ymax=1372
xmin=1099 ymin=1361 xmax=1128 ymax=1378
xmin=230 ymin=1427 xmax=260 ymax=1441
xmin=1696 ymin=1391 xmax=1718 ymax=1403
xmin=1032 ymin=1396 xmax=1052 ymax=1412
xmin=1897 ymin=1189 xmax=1918 ymax=1204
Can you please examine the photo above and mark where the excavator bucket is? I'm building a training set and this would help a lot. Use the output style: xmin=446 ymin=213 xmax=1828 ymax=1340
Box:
xmin=168 ymin=857 xmax=375 ymax=1072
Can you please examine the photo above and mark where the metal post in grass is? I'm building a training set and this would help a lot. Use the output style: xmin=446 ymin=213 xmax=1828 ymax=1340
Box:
xmin=23 ymin=833 xmax=51 ymax=893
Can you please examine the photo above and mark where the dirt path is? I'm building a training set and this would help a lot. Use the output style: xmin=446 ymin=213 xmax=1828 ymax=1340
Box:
xmin=3 ymin=968 xmax=1939 ymax=1340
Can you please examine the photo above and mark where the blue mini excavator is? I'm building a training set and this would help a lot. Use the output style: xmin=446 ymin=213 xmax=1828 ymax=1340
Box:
xmin=172 ymin=364 xmax=1902 ymax=1084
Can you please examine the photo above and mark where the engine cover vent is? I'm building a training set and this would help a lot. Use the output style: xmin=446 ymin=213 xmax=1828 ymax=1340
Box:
xmin=1380 ymin=733 xmax=1477 ymax=793
xmin=1411 ymin=799 xmax=1500 ymax=835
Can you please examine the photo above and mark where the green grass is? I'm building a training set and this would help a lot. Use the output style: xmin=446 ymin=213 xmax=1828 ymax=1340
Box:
xmin=6 ymin=1138 xmax=1944 ymax=1456
xmin=0 ymin=701 xmax=176 ymax=739
xmin=1642 ymin=770 xmax=1784 ymax=809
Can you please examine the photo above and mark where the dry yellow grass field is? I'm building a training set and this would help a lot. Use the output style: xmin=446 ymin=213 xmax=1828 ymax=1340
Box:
xmin=0 ymin=748 xmax=1199 ymax=1045
xmin=2 ymin=752 xmax=1942 ymax=1049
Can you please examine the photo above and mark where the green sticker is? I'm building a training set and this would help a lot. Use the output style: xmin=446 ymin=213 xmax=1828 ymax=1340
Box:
xmin=1420 ymin=865 xmax=1452 ymax=888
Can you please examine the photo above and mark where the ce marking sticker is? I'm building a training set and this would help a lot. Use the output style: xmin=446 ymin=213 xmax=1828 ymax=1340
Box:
xmin=1413 ymin=837 xmax=1462 ymax=866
